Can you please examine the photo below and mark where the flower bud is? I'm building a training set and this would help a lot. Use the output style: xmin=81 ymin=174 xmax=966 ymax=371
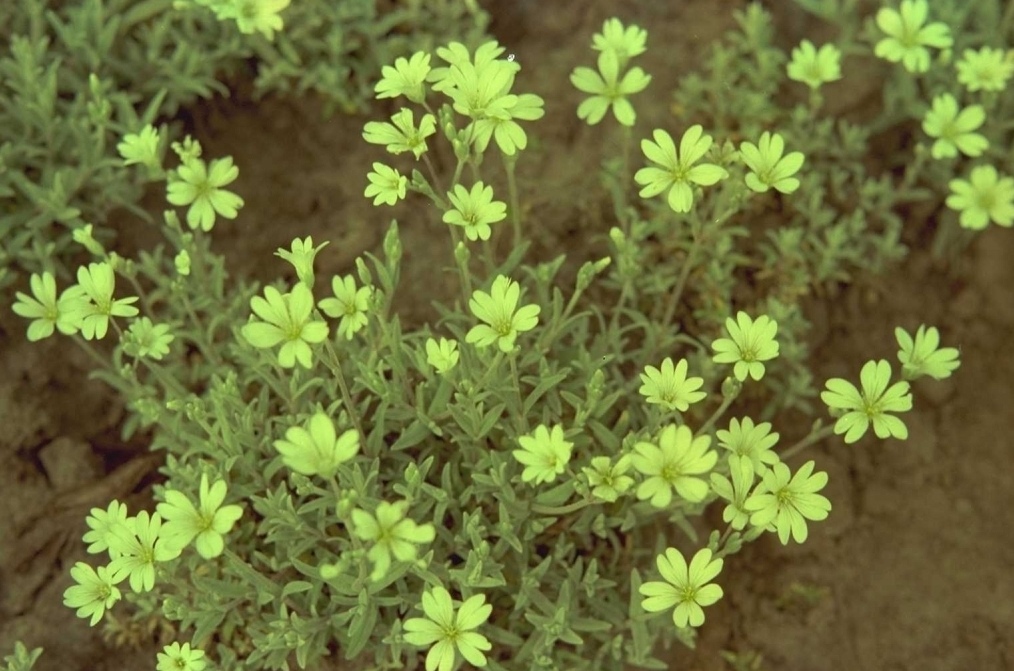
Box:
xmin=454 ymin=241 xmax=470 ymax=268
xmin=576 ymin=256 xmax=611 ymax=292
xmin=174 ymin=250 xmax=191 ymax=276
xmin=383 ymin=220 xmax=402 ymax=266
xmin=72 ymin=224 xmax=105 ymax=257
xmin=721 ymin=375 xmax=742 ymax=400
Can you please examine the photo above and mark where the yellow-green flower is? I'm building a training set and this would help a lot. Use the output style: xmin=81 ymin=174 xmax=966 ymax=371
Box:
xmin=638 ymin=357 xmax=707 ymax=412
xmin=403 ymin=586 xmax=493 ymax=671
xmin=820 ymin=359 xmax=913 ymax=443
xmin=922 ymin=94 xmax=988 ymax=159
xmin=743 ymin=460 xmax=831 ymax=545
xmin=363 ymin=108 xmax=436 ymax=160
xmin=166 ymin=156 xmax=243 ymax=232
xmin=465 ymin=275 xmax=540 ymax=352
xmin=632 ymin=424 xmax=717 ymax=507
xmin=635 ymin=126 xmax=728 ymax=213
xmin=273 ymin=412 xmax=359 ymax=478
xmin=364 ymin=162 xmax=407 ymax=206
xmin=874 ymin=0 xmax=952 ymax=73
xmin=738 ymin=133 xmax=804 ymax=194
xmin=512 ymin=424 xmax=573 ymax=485
xmin=786 ymin=40 xmax=842 ymax=89
xmin=639 ymin=547 xmax=724 ymax=628
xmin=945 ymin=165 xmax=1014 ymax=230
xmin=241 ymin=283 xmax=329 ymax=369
xmin=63 ymin=562 xmax=122 ymax=626
xmin=350 ymin=500 xmax=436 ymax=582
xmin=956 ymin=47 xmax=1014 ymax=92
xmin=711 ymin=311 xmax=779 ymax=381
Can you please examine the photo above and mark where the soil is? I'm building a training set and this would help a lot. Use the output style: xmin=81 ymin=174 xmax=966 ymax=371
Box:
xmin=2 ymin=2 xmax=1012 ymax=671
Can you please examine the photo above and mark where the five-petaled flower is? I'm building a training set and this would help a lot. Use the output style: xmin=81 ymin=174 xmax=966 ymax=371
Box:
xmin=156 ymin=474 xmax=244 ymax=560
xmin=955 ymin=47 xmax=1014 ymax=93
xmin=743 ymin=460 xmax=832 ymax=544
xmin=319 ymin=274 xmax=371 ymax=340
xmin=922 ymin=94 xmax=988 ymax=159
xmin=443 ymin=182 xmax=507 ymax=242
xmin=363 ymin=108 xmax=437 ymax=160
xmin=273 ymin=412 xmax=359 ymax=478
xmin=639 ymin=547 xmax=724 ymax=628
xmin=241 ymin=283 xmax=329 ymax=369
xmin=582 ymin=455 xmax=635 ymax=502
xmin=350 ymin=500 xmax=436 ymax=582
xmin=465 ymin=275 xmax=540 ymax=352
xmin=570 ymin=48 xmax=652 ymax=126
xmin=638 ymin=357 xmax=707 ymax=412
xmin=786 ymin=40 xmax=842 ymax=89
xmin=12 ymin=271 xmax=88 ymax=341
xmin=820 ymin=359 xmax=913 ymax=444
xmin=711 ymin=312 xmax=780 ymax=382
xmin=874 ymin=0 xmax=952 ymax=73
xmin=635 ymin=126 xmax=728 ymax=213
xmin=219 ymin=0 xmax=291 ymax=40
xmin=106 ymin=511 xmax=177 ymax=593
xmin=365 ymin=162 xmax=408 ymax=206
xmin=738 ymin=133 xmax=804 ymax=194
xmin=156 ymin=642 xmax=207 ymax=671
xmin=895 ymin=324 xmax=961 ymax=381
xmin=425 ymin=337 xmax=460 ymax=374
xmin=63 ymin=562 xmax=122 ymax=626
xmin=512 ymin=424 xmax=574 ymax=485
xmin=75 ymin=262 xmax=140 ymax=341
xmin=403 ymin=586 xmax=493 ymax=671
xmin=275 ymin=235 xmax=329 ymax=290
xmin=117 ymin=125 xmax=161 ymax=170
xmin=167 ymin=156 xmax=244 ymax=232
xmin=632 ymin=424 xmax=717 ymax=508
xmin=945 ymin=165 xmax=1014 ymax=230
xmin=123 ymin=317 xmax=175 ymax=361
xmin=375 ymin=51 xmax=431 ymax=103
xmin=715 ymin=416 xmax=781 ymax=476
xmin=592 ymin=18 xmax=647 ymax=64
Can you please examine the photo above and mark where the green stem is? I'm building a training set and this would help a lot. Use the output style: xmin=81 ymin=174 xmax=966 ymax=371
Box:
xmin=316 ymin=325 xmax=367 ymax=453
xmin=659 ymin=231 xmax=702 ymax=330
xmin=502 ymin=152 xmax=522 ymax=249
xmin=448 ymin=225 xmax=473 ymax=305
xmin=778 ymin=423 xmax=836 ymax=461
xmin=509 ymin=352 xmax=527 ymax=431
xmin=699 ymin=389 xmax=739 ymax=435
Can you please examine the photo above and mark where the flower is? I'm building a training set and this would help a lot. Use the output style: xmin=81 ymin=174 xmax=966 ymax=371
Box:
xmin=895 ymin=324 xmax=960 ymax=380
xmin=123 ymin=317 xmax=174 ymax=360
xmin=166 ymin=156 xmax=243 ymax=232
xmin=117 ymin=125 xmax=161 ymax=169
xmin=11 ymin=271 xmax=88 ymax=341
xmin=922 ymin=94 xmax=988 ymax=159
xmin=63 ymin=562 xmax=122 ymax=626
xmin=582 ymin=455 xmax=635 ymax=502
xmin=465 ymin=275 xmax=541 ymax=352
xmin=363 ymin=108 xmax=437 ymax=160
xmin=638 ymin=547 xmax=724 ymax=628
xmin=273 ymin=412 xmax=360 ymax=478
xmin=403 ymin=586 xmax=493 ymax=671
xmin=350 ymin=500 xmax=436 ymax=582
xmin=570 ymin=49 xmax=652 ymax=126
xmin=364 ymin=162 xmax=407 ymax=206
xmin=786 ymin=40 xmax=842 ymax=89
xmin=512 ymin=424 xmax=574 ymax=485
xmin=156 ymin=474 xmax=244 ymax=559
xmin=375 ymin=51 xmax=432 ymax=103
xmin=743 ymin=460 xmax=831 ymax=544
xmin=638 ymin=357 xmax=707 ymax=412
xmin=592 ymin=18 xmax=647 ymax=65
xmin=219 ymin=0 xmax=290 ymax=40
xmin=874 ymin=0 xmax=952 ymax=73
xmin=738 ymin=133 xmax=804 ymax=194
xmin=275 ymin=236 xmax=329 ymax=290
xmin=156 ymin=642 xmax=207 ymax=671
xmin=709 ymin=455 xmax=756 ymax=530
xmin=318 ymin=275 xmax=370 ymax=340
xmin=955 ymin=47 xmax=1014 ymax=92
xmin=711 ymin=312 xmax=779 ymax=382
xmin=945 ymin=165 xmax=1014 ymax=230
xmin=469 ymin=93 xmax=546 ymax=156
xmin=635 ymin=126 xmax=728 ymax=213
xmin=82 ymin=500 xmax=134 ymax=557
xmin=75 ymin=262 xmax=140 ymax=340
xmin=715 ymin=417 xmax=780 ymax=475
xmin=240 ymin=283 xmax=329 ymax=369
xmin=106 ymin=511 xmax=176 ymax=593
xmin=443 ymin=182 xmax=506 ymax=242
xmin=425 ymin=337 xmax=460 ymax=374
xmin=820 ymin=359 xmax=913 ymax=444
xmin=439 ymin=49 xmax=518 ymax=119
xmin=632 ymin=424 xmax=717 ymax=508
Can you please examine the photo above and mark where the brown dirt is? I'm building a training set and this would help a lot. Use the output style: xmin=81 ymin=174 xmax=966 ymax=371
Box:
xmin=2 ymin=2 xmax=1012 ymax=670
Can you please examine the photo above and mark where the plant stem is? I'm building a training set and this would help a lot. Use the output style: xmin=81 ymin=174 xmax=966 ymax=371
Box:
xmin=531 ymin=498 xmax=593 ymax=517
xmin=778 ymin=423 xmax=836 ymax=461
xmin=699 ymin=389 xmax=739 ymax=435
xmin=659 ymin=231 xmax=702 ymax=330
xmin=509 ymin=352 xmax=527 ymax=431
xmin=502 ymin=152 xmax=522 ymax=249
xmin=316 ymin=326 xmax=367 ymax=452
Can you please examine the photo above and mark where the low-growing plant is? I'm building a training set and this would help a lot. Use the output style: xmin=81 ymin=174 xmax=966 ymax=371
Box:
xmin=8 ymin=1 xmax=1001 ymax=669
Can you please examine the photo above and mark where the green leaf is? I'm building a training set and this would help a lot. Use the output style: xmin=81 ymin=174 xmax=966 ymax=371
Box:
xmin=345 ymin=593 xmax=379 ymax=659
xmin=390 ymin=419 xmax=431 ymax=450
xmin=534 ymin=479 xmax=575 ymax=508
xmin=587 ymin=419 xmax=621 ymax=451
xmin=522 ymin=368 xmax=570 ymax=415
xmin=281 ymin=580 xmax=313 ymax=600
xmin=477 ymin=402 xmax=507 ymax=438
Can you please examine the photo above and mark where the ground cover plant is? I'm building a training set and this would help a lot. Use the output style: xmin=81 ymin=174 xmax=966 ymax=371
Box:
xmin=3 ymin=1 xmax=1012 ymax=670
